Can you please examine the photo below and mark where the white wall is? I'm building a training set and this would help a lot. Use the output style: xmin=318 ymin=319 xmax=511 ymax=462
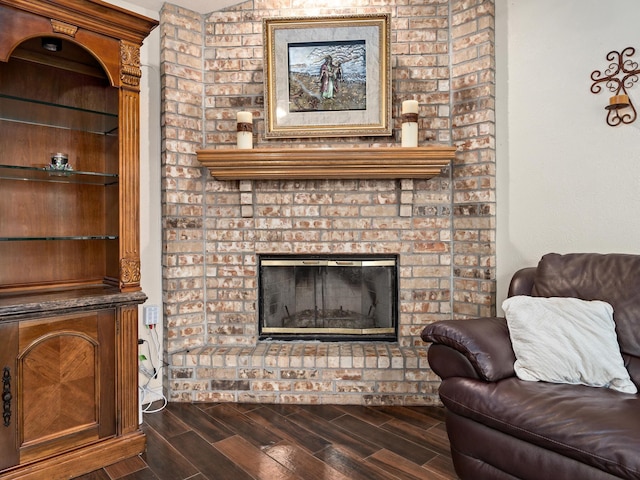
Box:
xmin=105 ymin=0 xmax=164 ymax=403
xmin=138 ymin=23 xmax=164 ymax=404
xmin=496 ymin=0 xmax=640 ymax=311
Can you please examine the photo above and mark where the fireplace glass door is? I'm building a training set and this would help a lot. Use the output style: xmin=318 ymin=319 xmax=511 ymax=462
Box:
xmin=259 ymin=255 xmax=398 ymax=341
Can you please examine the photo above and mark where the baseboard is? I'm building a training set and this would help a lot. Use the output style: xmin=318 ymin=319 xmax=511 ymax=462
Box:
xmin=0 ymin=432 xmax=146 ymax=480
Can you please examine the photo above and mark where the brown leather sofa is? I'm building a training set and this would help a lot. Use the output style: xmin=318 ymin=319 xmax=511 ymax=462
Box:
xmin=421 ymin=253 xmax=640 ymax=480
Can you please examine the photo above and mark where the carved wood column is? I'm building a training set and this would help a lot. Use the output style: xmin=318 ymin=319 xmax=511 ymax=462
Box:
xmin=116 ymin=305 xmax=141 ymax=436
xmin=118 ymin=41 xmax=142 ymax=292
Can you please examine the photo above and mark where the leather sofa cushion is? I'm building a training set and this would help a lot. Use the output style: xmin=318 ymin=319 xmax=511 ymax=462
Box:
xmin=532 ymin=253 xmax=640 ymax=358
xmin=440 ymin=377 xmax=640 ymax=479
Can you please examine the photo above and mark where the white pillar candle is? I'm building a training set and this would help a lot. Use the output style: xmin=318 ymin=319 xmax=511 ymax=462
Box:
xmin=402 ymin=100 xmax=419 ymax=115
xmin=401 ymin=100 xmax=419 ymax=147
xmin=237 ymin=111 xmax=253 ymax=149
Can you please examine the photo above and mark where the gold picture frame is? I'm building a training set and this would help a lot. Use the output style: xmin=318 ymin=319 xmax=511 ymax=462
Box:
xmin=263 ymin=14 xmax=392 ymax=139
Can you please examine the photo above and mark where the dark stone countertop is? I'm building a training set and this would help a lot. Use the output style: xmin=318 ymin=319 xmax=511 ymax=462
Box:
xmin=0 ymin=285 xmax=148 ymax=321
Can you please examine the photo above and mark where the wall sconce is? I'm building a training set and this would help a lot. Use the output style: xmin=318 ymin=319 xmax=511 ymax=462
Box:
xmin=591 ymin=47 xmax=640 ymax=126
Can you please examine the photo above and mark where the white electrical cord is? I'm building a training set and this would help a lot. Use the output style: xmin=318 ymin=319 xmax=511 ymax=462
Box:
xmin=139 ymin=326 xmax=168 ymax=414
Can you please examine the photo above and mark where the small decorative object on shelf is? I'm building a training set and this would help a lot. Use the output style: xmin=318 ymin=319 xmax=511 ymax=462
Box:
xmin=48 ymin=153 xmax=73 ymax=171
xmin=237 ymin=111 xmax=253 ymax=149
xmin=590 ymin=47 xmax=640 ymax=126
xmin=401 ymin=100 xmax=419 ymax=147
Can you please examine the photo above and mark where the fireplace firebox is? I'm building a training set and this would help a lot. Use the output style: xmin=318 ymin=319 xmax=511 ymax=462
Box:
xmin=258 ymin=255 xmax=398 ymax=341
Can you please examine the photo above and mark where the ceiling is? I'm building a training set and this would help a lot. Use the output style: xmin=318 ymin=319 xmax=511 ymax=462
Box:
xmin=120 ymin=0 xmax=243 ymax=14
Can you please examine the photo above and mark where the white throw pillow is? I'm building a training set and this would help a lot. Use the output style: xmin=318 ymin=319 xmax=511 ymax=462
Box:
xmin=502 ymin=296 xmax=637 ymax=394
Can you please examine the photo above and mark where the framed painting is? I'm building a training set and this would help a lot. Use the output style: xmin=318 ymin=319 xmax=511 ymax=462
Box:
xmin=263 ymin=14 xmax=392 ymax=139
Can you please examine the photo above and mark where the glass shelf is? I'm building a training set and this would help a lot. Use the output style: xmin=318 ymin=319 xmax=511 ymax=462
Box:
xmin=0 ymin=164 xmax=118 ymax=185
xmin=0 ymin=93 xmax=118 ymax=135
xmin=0 ymin=235 xmax=118 ymax=242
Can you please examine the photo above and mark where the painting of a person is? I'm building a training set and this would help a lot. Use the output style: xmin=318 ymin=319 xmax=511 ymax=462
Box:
xmin=287 ymin=41 xmax=366 ymax=112
xmin=320 ymin=55 xmax=339 ymax=99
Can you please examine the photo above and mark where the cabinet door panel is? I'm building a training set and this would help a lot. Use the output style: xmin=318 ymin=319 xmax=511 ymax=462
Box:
xmin=18 ymin=310 xmax=115 ymax=463
xmin=21 ymin=334 xmax=97 ymax=442
xmin=0 ymin=322 xmax=18 ymax=471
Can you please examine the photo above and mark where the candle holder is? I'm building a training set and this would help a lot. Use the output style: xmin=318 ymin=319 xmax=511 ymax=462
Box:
xmin=590 ymin=47 xmax=640 ymax=126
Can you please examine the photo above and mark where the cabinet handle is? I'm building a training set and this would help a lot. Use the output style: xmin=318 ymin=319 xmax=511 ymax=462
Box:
xmin=2 ymin=367 xmax=11 ymax=427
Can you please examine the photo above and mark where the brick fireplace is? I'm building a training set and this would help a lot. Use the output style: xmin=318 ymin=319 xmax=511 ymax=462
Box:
xmin=161 ymin=0 xmax=496 ymax=405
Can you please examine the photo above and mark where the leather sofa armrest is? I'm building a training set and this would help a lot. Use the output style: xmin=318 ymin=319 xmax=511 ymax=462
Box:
xmin=421 ymin=317 xmax=516 ymax=382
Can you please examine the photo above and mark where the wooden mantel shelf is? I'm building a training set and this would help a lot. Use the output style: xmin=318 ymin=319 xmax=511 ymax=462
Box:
xmin=196 ymin=146 xmax=457 ymax=180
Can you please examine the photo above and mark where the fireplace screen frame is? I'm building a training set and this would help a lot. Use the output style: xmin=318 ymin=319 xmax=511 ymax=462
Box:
xmin=258 ymin=254 xmax=399 ymax=342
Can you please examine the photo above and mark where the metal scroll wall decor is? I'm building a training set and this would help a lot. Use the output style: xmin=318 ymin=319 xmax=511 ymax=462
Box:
xmin=591 ymin=47 xmax=640 ymax=126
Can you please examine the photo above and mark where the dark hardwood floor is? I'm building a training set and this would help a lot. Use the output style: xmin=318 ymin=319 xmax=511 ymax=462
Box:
xmin=75 ymin=402 xmax=458 ymax=480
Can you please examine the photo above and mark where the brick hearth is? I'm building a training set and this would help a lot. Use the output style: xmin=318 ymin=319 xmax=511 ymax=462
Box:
xmin=171 ymin=343 xmax=438 ymax=405
xmin=161 ymin=0 xmax=496 ymax=405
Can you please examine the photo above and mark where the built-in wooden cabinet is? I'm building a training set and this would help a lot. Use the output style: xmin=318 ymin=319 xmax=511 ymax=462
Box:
xmin=0 ymin=1 xmax=157 ymax=479
xmin=0 ymin=54 xmax=121 ymax=290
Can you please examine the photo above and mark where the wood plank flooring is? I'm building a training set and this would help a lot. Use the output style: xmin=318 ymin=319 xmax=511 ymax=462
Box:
xmin=75 ymin=403 xmax=457 ymax=480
